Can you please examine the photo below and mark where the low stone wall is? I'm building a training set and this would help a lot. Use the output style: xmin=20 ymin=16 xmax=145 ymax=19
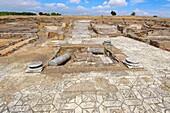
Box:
xmin=0 ymin=33 xmax=37 ymax=39
xmin=0 ymin=37 xmax=38 ymax=56
xmin=0 ymin=38 xmax=26 ymax=50
xmin=150 ymin=39 xmax=170 ymax=51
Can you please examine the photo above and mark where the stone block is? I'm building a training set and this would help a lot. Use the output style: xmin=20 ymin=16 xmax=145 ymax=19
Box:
xmin=123 ymin=57 xmax=143 ymax=69
xmin=25 ymin=66 xmax=43 ymax=73
xmin=25 ymin=61 xmax=43 ymax=73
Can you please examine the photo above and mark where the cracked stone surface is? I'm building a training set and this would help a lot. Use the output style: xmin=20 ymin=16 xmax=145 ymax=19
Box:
xmin=0 ymin=20 xmax=170 ymax=113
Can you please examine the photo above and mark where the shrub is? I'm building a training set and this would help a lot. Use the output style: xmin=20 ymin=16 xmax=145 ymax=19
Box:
xmin=131 ymin=12 xmax=136 ymax=16
xmin=56 ymin=13 xmax=62 ymax=16
xmin=51 ymin=12 xmax=61 ymax=16
xmin=39 ymin=12 xmax=43 ymax=15
xmin=46 ymin=13 xmax=50 ymax=16
xmin=39 ymin=12 xmax=50 ymax=16
xmin=111 ymin=11 xmax=116 ymax=16
xmin=51 ymin=12 xmax=57 ymax=15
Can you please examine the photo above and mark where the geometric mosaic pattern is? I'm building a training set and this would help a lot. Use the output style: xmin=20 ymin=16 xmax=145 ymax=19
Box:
xmin=0 ymin=70 xmax=170 ymax=113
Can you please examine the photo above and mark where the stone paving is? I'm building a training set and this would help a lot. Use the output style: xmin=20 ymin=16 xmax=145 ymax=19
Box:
xmin=1 ymin=70 xmax=170 ymax=113
xmin=72 ymin=21 xmax=92 ymax=38
xmin=0 ymin=20 xmax=170 ymax=113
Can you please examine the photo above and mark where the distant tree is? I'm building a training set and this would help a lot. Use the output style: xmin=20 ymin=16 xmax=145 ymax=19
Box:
xmin=131 ymin=12 xmax=136 ymax=16
xmin=39 ymin=12 xmax=43 ymax=15
xmin=46 ymin=13 xmax=50 ymax=16
xmin=153 ymin=15 xmax=158 ymax=17
xmin=39 ymin=12 xmax=51 ymax=16
xmin=51 ymin=12 xmax=57 ymax=15
xmin=111 ymin=11 xmax=116 ymax=16
xmin=57 ymin=13 xmax=62 ymax=16
xmin=51 ymin=12 xmax=62 ymax=16
xmin=22 ymin=12 xmax=36 ymax=15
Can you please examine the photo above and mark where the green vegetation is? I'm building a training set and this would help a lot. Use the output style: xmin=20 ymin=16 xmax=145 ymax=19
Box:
xmin=51 ymin=12 xmax=61 ymax=16
xmin=0 ymin=12 xmax=37 ymax=16
xmin=39 ymin=12 xmax=61 ymax=16
xmin=111 ymin=11 xmax=116 ymax=16
xmin=153 ymin=15 xmax=158 ymax=17
xmin=0 ymin=11 xmax=62 ymax=16
xmin=39 ymin=12 xmax=43 ymax=15
xmin=39 ymin=12 xmax=50 ymax=16
xmin=131 ymin=12 xmax=136 ymax=16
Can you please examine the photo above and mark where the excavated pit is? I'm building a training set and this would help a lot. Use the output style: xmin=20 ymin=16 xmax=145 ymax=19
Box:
xmin=44 ymin=44 xmax=127 ymax=74
xmin=0 ymin=16 xmax=170 ymax=56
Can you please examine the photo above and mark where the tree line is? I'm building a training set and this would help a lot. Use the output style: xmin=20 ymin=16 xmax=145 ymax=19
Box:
xmin=0 ymin=12 xmax=62 ymax=16
xmin=0 ymin=12 xmax=37 ymax=16
xmin=39 ymin=12 xmax=61 ymax=16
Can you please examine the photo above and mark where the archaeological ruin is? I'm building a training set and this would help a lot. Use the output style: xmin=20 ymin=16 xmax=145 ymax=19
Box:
xmin=0 ymin=16 xmax=170 ymax=113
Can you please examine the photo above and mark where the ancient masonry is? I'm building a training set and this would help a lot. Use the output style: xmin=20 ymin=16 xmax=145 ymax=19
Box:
xmin=0 ymin=17 xmax=170 ymax=113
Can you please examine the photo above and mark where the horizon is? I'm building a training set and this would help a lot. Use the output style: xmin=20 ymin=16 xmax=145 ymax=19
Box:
xmin=0 ymin=0 xmax=170 ymax=17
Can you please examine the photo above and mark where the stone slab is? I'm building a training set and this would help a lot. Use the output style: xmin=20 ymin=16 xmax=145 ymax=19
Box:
xmin=100 ymin=55 xmax=113 ymax=64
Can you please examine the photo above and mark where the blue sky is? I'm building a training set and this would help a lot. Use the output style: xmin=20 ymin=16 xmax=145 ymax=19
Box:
xmin=0 ymin=0 xmax=170 ymax=17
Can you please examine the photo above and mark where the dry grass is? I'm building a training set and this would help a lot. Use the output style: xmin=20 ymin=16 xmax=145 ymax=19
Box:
xmin=0 ymin=15 xmax=169 ymax=20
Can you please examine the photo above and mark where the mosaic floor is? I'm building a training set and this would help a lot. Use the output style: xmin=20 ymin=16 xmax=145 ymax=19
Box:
xmin=0 ymin=21 xmax=170 ymax=113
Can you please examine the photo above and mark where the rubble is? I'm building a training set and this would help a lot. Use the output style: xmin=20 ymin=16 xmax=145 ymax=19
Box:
xmin=99 ymin=55 xmax=113 ymax=64
xmin=103 ymin=40 xmax=112 ymax=46
xmin=87 ymin=47 xmax=105 ymax=54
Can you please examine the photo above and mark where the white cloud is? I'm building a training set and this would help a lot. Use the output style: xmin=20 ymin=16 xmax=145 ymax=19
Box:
xmin=77 ymin=5 xmax=90 ymax=12
xmin=92 ymin=5 xmax=110 ymax=10
xmin=44 ymin=3 xmax=70 ymax=14
xmin=92 ymin=0 xmax=127 ymax=11
xmin=44 ymin=3 xmax=91 ymax=15
xmin=56 ymin=3 xmax=68 ymax=8
xmin=44 ymin=3 xmax=55 ymax=7
xmin=45 ymin=3 xmax=68 ymax=9
xmin=108 ymin=0 xmax=128 ymax=6
xmin=103 ymin=1 xmax=108 ymax=5
xmin=0 ymin=0 xmax=41 ymax=11
xmin=91 ymin=0 xmax=128 ymax=16
xmin=69 ymin=0 xmax=81 ymax=4
xmin=134 ymin=8 xmax=148 ymax=15
xmin=0 ymin=0 xmax=169 ymax=17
